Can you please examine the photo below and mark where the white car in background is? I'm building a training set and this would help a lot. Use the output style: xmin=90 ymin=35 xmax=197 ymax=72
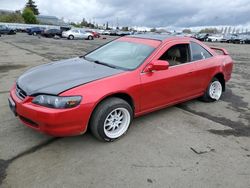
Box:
xmin=62 ymin=29 xmax=94 ymax=40
xmin=102 ymin=30 xmax=111 ymax=35
xmin=207 ymin=34 xmax=223 ymax=42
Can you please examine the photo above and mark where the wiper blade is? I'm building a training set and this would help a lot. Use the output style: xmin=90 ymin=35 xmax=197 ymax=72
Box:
xmin=83 ymin=56 xmax=120 ymax=69
xmin=93 ymin=60 xmax=117 ymax=69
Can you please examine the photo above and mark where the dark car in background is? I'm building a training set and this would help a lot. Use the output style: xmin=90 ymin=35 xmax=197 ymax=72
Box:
xmin=231 ymin=35 xmax=248 ymax=44
xmin=244 ymin=36 xmax=250 ymax=44
xmin=194 ymin=33 xmax=210 ymax=41
xmin=27 ymin=27 xmax=45 ymax=35
xmin=0 ymin=25 xmax=16 ymax=35
xmin=220 ymin=34 xmax=238 ymax=43
xmin=60 ymin=26 xmax=71 ymax=32
xmin=41 ymin=29 xmax=62 ymax=38
xmin=108 ymin=30 xmax=131 ymax=36
xmin=117 ymin=31 xmax=131 ymax=36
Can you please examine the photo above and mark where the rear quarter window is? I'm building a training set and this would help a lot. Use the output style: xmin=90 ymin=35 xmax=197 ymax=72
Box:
xmin=191 ymin=42 xmax=212 ymax=61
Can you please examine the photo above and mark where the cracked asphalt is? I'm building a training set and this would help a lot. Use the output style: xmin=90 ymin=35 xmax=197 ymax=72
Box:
xmin=0 ymin=33 xmax=249 ymax=188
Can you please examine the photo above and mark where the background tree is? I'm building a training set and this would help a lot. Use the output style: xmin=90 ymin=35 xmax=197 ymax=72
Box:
xmin=22 ymin=8 xmax=38 ymax=24
xmin=0 ymin=11 xmax=24 ymax=23
xmin=121 ymin=26 xmax=129 ymax=31
xmin=129 ymin=27 xmax=134 ymax=31
xmin=157 ymin=28 xmax=168 ymax=33
xmin=182 ymin=29 xmax=192 ymax=34
xmin=199 ymin=28 xmax=218 ymax=34
xmin=106 ymin=22 xmax=110 ymax=30
xmin=25 ymin=0 xmax=39 ymax=15
xmin=81 ymin=18 xmax=88 ymax=27
xmin=70 ymin=22 xmax=81 ymax=28
xmin=79 ymin=18 xmax=97 ymax=28
xmin=150 ymin=28 xmax=157 ymax=32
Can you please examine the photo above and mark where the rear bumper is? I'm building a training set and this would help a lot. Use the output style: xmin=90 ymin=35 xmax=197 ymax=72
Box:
xmin=9 ymin=86 xmax=92 ymax=137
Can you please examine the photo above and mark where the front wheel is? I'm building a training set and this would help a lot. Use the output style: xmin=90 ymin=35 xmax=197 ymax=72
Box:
xmin=68 ymin=35 xmax=74 ymax=40
xmin=201 ymin=78 xmax=223 ymax=102
xmin=90 ymin=97 xmax=133 ymax=142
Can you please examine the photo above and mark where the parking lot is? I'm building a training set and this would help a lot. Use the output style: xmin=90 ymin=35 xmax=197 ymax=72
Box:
xmin=0 ymin=33 xmax=249 ymax=188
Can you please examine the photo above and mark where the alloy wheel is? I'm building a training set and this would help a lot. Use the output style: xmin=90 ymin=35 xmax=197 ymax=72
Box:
xmin=209 ymin=81 xmax=222 ymax=100
xmin=103 ymin=107 xmax=131 ymax=139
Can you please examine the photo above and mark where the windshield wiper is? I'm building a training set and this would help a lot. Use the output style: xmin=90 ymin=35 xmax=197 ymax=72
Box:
xmin=83 ymin=56 xmax=122 ymax=70
xmin=93 ymin=60 xmax=117 ymax=69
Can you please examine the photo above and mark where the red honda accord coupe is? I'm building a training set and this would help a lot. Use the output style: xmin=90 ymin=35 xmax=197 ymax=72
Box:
xmin=8 ymin=35 xmax=233 ymax=141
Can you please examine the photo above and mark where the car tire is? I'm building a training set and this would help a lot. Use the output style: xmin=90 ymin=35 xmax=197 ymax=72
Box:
xmin=68 ymin=35 xmax=74 ymax=40
xmin=90 ymin=97 xmax=133 ymax=142
xmin=88 ymin=35 xmax=94 ymax=40
xmin=201 ymin=77 xmax=223 ymax=102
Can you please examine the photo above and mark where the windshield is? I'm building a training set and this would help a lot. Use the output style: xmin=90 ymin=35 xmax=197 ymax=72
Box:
xmin=84 ymin=41 xmax=155 ymax=70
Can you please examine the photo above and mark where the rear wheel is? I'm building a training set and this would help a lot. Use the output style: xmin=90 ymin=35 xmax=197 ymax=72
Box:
xmin=90 ymin=97 xmax=133 ymax=142
xmin=88 ymin=35 xmax=94 ymax=40
xmin=201 ymin=77 xmax=223 ymax=102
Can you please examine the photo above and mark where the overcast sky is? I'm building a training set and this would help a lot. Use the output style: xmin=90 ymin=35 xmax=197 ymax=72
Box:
xmin=1 ymin=0 xmax=250 ymax=28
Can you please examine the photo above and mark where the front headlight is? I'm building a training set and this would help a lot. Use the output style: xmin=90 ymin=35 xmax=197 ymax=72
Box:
xmin=32 ymin=95 xmax=82 ymax=109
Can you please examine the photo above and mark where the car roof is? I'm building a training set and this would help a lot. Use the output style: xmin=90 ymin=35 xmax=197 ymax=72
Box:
xmin=128 ymin=34 xmax=172 ymax=41
xmin=123 ymin=34 xmax=215 ymax=52
xmin=127 ymin=34 xmax=190 ymax=42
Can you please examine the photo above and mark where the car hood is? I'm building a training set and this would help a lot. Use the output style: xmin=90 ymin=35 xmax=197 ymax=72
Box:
xmin=17 ymin=57 xmax=124 ymax=96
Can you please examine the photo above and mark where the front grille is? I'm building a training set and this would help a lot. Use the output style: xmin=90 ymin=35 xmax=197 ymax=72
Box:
xmin=16 ymin=85 xmax=27 ymax=100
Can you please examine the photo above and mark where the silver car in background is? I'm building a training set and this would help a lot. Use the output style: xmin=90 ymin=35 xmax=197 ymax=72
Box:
xmin=62 ymin=29 xmax=94 ymax=40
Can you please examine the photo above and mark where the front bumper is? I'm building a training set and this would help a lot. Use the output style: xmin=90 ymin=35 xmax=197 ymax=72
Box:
xmin=9 ymin=86 xmax=91 ymax=136
xmin=62 ymin=33 xmax=69 ymax=38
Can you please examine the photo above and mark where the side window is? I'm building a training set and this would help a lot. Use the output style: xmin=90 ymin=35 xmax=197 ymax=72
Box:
xmin=191 ymin=42 xmax=212 ymax=61
xmin=159 ymin=44 xmax=190 ymax=66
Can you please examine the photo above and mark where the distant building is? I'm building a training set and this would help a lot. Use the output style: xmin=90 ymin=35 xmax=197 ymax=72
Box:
xmin=36 ymin=15 xmax=67 ymax=26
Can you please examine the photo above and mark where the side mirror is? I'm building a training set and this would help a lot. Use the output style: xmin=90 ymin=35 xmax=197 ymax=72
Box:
xmin=144 ymin=60 xmax=169 ymax=72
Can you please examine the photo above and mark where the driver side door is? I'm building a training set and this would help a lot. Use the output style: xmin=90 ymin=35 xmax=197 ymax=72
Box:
xmin=140 ymin=40 xmax=201 ymax=113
